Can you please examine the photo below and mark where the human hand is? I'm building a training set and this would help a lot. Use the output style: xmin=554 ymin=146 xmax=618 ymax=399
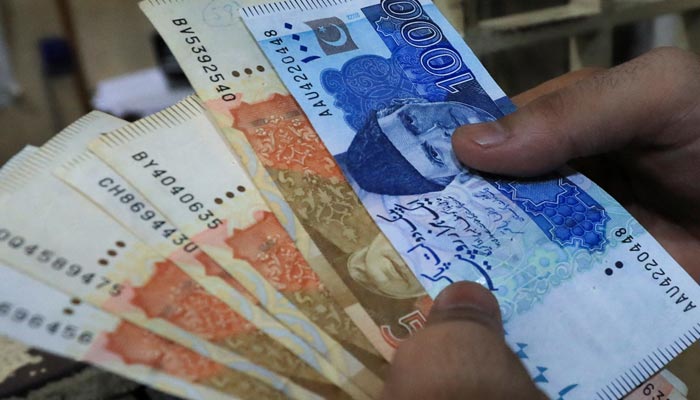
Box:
xmin=383 ymin=47 xmax=700 ymax=400
xmin=381 ymin=281 xmax=544 ymax=399
xmin=453 ymin=47 xmax=700 ymax=281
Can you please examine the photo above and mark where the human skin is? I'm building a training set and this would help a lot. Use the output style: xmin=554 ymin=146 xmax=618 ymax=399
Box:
xmin=382 ymin=47 xmax=700 ymax=399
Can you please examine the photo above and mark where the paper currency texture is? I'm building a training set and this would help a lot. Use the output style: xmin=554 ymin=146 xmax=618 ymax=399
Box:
xmin=140 ymin=0 xmax=437 ymax=360
xmin=0 ymin=263 xmax=292 ymax=400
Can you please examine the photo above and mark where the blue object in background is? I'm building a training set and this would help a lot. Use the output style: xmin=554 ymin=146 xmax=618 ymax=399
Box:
xmin=39 ymin=37 xmax=74 ymax=76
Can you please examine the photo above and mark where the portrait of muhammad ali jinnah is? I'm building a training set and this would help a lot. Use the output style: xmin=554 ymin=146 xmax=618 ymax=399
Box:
xmin=340 ymin=98 xmax=496 ymax=196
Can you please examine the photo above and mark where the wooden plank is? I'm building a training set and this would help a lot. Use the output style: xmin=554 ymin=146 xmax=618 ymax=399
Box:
xmin=571 ymin=0 xmax=602 ymax=7
xmin=462 ymin=0 xmax=479 ymax=29
xmin=66 ymin=0 xmax=156 ymax=91
xmin=569 ymin=28 xmax=613 ymax=68
xmin=478 ymin=3 xmax=601 ymax=31
xmin=55 ymin=0 xmax=90 ymax=113
xmin=680 ymin=8 xmax=700 ymax=50
xmin=433 ymin=0 xmax=467 ymax=35
xmin=465 ymin=0 xmax=700 ymax=54
xmin=0 ymin=0 xmax=84 ymax=164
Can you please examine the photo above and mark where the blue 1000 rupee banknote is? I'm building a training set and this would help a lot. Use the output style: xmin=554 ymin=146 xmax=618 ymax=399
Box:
xmin=241 ymin=0 xmax=700 ymax=398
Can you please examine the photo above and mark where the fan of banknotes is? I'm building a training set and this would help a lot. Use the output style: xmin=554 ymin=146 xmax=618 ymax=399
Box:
xmin=0 ymin=0 xmax=697 ymax=399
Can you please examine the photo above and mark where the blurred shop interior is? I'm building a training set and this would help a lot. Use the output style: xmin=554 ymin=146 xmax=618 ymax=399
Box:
xmin=0 ymin=0 xmax=699 ymax=399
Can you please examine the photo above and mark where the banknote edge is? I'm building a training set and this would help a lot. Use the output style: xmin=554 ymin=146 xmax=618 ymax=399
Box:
xmin=239 ymin=0 xmax=352 ymax=18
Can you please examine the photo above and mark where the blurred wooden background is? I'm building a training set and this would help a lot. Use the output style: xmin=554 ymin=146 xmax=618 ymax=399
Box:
xmin=0 ymin=0 xmax=155 ymax=164
xmin=0 ymin=0 xmax=698 ymax=398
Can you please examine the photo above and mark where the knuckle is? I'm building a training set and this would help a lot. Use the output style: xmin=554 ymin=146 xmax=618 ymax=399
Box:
xmin=649 ymin=46 xmax=698 ymax=65
xmin=647 ymin=47 xmax=700 ymax=81
xmin=529 ymin=90 xmax=572 ymax=137
xmin=427 ymin=307 xmax=501 ymax=333
xmin=530 ymin=89 xmax=586 ymax=157
xmin=645 ymin=47 xmax=700 ymax=118
xmin=577 ymin=66 xmax=606 ymax=76
xmin=534 ymin=89 xmax=569 ymax=123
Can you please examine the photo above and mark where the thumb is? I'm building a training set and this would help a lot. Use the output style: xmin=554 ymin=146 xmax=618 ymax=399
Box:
xmin=452 ymin=47 xmax=700 ymax=176
xmin=382 ymin=282 xmax=542 ymax=399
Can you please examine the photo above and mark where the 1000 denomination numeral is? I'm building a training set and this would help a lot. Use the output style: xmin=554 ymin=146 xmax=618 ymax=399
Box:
xmin=381 ymin=0 xmax=474 ymax=93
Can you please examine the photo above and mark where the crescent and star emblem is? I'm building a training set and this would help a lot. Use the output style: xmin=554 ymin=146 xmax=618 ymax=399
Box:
xmin=318 ymin=23 xmax=349 ymax=47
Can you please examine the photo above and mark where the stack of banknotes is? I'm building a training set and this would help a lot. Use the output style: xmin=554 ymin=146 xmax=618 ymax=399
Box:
xmin=0 ymin=0 xmax=698 ymax=399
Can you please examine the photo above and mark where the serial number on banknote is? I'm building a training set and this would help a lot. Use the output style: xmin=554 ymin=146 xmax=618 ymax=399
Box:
xmin=131 ymin=151 xmax=224 ymax=229
xmin=264 ymin=31 xmax=333 ymax=117
xmin=0 ymin=228 xmax=123 ymax=297
xmin=172 ymin=18 xmax=236 ymax=102
xmin=615 ymin=228 xmax=696 ymax=312
xmin=96 ymin=176 xmax=199 ymax=253
xmin=0 ymin=301 xmax=94 ymax=345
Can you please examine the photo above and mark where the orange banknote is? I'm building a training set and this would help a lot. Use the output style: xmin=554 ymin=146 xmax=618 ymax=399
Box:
xmin=0 ymin=112 xmax=353 ymax=399
xmin=625 ymin=370 xmax=688 ymax=400
xmin=59 ymin=152 xmax=365 ymax=399
xmin=90 ymin=97 xmax=385 ymax=398
xmin=0 ymin=262 xmax=298 ymax=400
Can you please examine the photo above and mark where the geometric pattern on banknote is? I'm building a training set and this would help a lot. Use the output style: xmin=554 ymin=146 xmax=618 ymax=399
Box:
xmin=433 ymin=188 xmax=600 ymax=320
xmin=126 ymin=259 xmax=325 ymax=382
xmin=507 ymin=333 xmax=579 ymax=398
xmin=321 ymin=54 xmax=420 ymax=131
xmin=103 ymin=321 xmax=286 ymax=400
xmin=226 ymin=211 xmax=324 ymax=291
xmin=225 ymin=211 xmax=381 ymax=359
xmin=275 ymin=170 xmax=376 ymax=251
xmin=497 ymin=242 xmax=577 ymax=322
xmin=360 ymin=6 xmax=505 ymax=120
xmin=491 ymin=177 xmax=609 ymax=251
xmin=104 ymin=321 xmax=225 ymax=380
xmin=131 ymin=260 xmax=256 ymax=338
xmin=231 ymin=94 xmax=343 ymax=180
xmin=320 ymin=50 xmax=503 ymax=130
xmin=194 ymin=250 xmax=260 ymax=303
xmin=374 ymin=190 xmax=595 ymax=322
xmin=231 ymin=95 xmax=376 ymax=251
xmin=228 ymin=76 xmax=430 ymax=347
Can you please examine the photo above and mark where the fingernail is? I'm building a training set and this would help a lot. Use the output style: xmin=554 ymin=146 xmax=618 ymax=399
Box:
xmin=467 ymin=124 xmax=508 ymax=147
xmin=433 ymin=281 xmax=500 ymax=320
